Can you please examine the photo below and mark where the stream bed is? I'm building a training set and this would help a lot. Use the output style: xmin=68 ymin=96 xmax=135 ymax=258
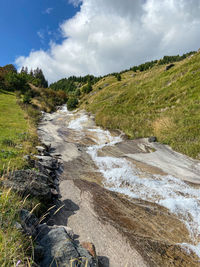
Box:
xmin=38 ymin=105 xmax=200 ymax=266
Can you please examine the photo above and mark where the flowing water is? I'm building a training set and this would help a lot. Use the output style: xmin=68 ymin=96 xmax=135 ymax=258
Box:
xmin=58 ymin=106 xmax=200 ymax=258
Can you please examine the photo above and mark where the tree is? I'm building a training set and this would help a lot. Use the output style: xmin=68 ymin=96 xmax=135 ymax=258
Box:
xmin=33 ymin=68 xmax=48 ymax=88
xmin=82 ymin=82 xmax=92 ymax=94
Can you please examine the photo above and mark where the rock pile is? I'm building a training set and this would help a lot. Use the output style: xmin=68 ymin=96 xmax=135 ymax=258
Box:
xmin=2 ymin=145 xmax=62 ymax=202
xmin=2 ymin=144 xmax=98 ymax=266
xmin=20 ymin=209 xmax=98 ymax=267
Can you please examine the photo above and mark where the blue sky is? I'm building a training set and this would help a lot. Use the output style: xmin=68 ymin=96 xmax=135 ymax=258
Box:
xmin=0 ymin=0 xmax=79 ymax=66
xmin=1 ymin=0 xmax=200 ymax=83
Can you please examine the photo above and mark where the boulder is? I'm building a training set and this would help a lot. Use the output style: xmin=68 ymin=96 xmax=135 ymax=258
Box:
xmin=2 ymin=170 xmax=53 ymax=201
xmin=36 ymin=226 xmax=98 ymax=267
xmin=34 ymin=155 xmax=59 ymax=170
xmin=20 ymin=209 xmax=39 ymax=237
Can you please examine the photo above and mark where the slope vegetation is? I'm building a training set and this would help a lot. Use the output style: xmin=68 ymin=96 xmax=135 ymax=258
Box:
xmin=81 ymin=50 xmax=200 ymax=158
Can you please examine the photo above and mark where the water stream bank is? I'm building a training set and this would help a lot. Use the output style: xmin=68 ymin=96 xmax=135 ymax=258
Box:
xmin=38 ymin=106 xmax=200 ymax=266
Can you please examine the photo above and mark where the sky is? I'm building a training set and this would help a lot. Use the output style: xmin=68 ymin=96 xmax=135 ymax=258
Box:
xmin=1 ymin=0 xmax=200 ymax=83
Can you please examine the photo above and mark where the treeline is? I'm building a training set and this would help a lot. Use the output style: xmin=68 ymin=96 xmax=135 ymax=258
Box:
xmin=50 ymin=75 xmax=101 ymax=93
xmin=130 ymin=51 xmax=196 ymax=72
xmin=0 ymin=64 xmax=48 ymax=92
xmin=0 ymin=64 xmax=67 ymax=113
xmin=49 ymin=75 xmax=101 ymax=110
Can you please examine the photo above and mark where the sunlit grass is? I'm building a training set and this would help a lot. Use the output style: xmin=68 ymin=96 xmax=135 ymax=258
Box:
xmin=0 ymin=90 xmax=40 ymax=266
xmin=0 ymin=90 xmax=38 ymax=172
xmin=82 ymin=51 xmax=200 ymax=158
xmin=0 ymin=186 xmax=34 ymax=267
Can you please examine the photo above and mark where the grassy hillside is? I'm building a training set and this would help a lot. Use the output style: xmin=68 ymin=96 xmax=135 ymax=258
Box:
xmin=0 ymin=89 xmax=39 ymax=171
xmin=81 ymin=50 xmax=200 ymax=158
xmin=0 ymin=90 xmax=38 ymax=266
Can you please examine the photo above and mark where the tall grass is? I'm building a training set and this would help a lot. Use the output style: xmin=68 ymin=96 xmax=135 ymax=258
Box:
xmin=0 ymin=184 xmax=34 ymax=266
xmin=82 ymin=51 xmax=200 ymax=158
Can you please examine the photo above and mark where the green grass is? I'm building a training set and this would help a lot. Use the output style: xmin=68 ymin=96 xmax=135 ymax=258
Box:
xmin=0 ymin=90 xmax=39 ymax=266
xmin=0 ymin=188 xmax=34 ymax=266
xmin=81 ymin=51 xmax=200 ymax=158
xmin=0 ymin=90 xmax=38 ymax=172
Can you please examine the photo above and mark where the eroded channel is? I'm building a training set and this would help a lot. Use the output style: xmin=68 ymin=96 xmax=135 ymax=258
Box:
xmin=38 ymin=106 xmax=200 ymax=266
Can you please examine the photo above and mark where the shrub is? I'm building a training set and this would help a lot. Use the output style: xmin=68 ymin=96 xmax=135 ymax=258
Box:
xmin=82 ymin=83 xmax=92 ymax=94
xmin=67 ymin=97 xmax=78 ymax=110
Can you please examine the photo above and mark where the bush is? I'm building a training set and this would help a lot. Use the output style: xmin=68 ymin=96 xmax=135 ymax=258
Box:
xmin=67 ymin=97 xmax=78 ymax=110
xmin=23 ymin=91 xmax=32 ymax=104
xmin=82 ymin=83 xmax=92 ymax=94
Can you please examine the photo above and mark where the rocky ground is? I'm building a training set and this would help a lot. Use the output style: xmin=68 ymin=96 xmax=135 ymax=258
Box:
xmin=35 ymin=107 xmax=200 ymax=267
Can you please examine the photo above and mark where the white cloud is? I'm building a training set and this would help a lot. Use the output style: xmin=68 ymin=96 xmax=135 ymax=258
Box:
xmin=68 ymin=0 xmax=82 ymax=7
xmin=16 ymin=0 xmax=200 ymax=83
xmin=44 ymin=7 xmax=53 ymax=14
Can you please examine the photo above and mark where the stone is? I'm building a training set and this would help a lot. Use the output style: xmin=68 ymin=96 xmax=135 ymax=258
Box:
xmin=23 ymin=155 xmax=30 ymax=161
xmin=37 ymin=227 xmax=98 ymax=267
xmin=14 ymin=222 xmax=23 ymax=230
xmin=20 ymin=209 xmax=39 ymax=237
xmin=34 ymin=155 xmax=58 ymax=170
xmin=2 ymin=170 xmax=52 ymax=201
xmin=148 ymin=136 xmax=157 ymax=143
xmin=52 ymin=225 xmax=74 ymax=239
xmin=36 ymin=146 xmax=46 ymax=153
xmin=81 ymin=242 xmax=96 ymax=258
xmin=34 ymin=245 xmax=45 ymax=261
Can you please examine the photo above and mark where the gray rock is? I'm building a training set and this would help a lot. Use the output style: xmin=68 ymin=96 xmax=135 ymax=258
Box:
xmin=14 ymin=222 xmax=23 ymax=230
xmin=20 ymin=209 xmax=39 ymax=236
xmin=2 ymin=170 xmax=53 ymax=201
xmin=36 ymin=146 xmax=46 ymax=153
xmin=23 ymin=155 xmax=30 ymax=161
xmin=34 ymin=155 xmax=58 ymax=170
xmin=148 ymin=136 xmax=157 ymax=143
xmin=34 ymin=245 xmax=45 ymax=261
xmin=38 ymin=227 xmax=97 ymax=267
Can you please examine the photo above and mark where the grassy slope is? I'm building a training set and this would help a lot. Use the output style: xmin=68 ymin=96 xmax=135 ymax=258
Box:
xmin=0 ymin=90 xmax=37 ymax=171
xmin=81 ymin=51 xmax=200 ymax=158
xmin=0 ymin=90 xmax=38 ymax=266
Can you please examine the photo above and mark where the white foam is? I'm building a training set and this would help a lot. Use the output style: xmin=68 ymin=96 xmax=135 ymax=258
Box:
xmin=68 ymin=114 xmax=89 ymax=130
xmin=64 ymin=109 xmax=200 ymax=257
xmin=59 ymin=105 xmax=68 ymax=113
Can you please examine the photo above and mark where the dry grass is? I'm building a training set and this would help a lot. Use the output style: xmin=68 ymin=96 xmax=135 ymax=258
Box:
xmin=152 ymin=116 xmax=175 ymax=140
xmin=81 ymin=51 xmax=200 ymax=158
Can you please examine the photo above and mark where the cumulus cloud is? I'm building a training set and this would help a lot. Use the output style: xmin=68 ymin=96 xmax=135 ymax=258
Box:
xmin=16 ymin=0 xmax=200 ymax=83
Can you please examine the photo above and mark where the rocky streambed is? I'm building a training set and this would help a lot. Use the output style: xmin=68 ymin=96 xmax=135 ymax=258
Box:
xmin=37 ymin=106 xmax=200 ymax=267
